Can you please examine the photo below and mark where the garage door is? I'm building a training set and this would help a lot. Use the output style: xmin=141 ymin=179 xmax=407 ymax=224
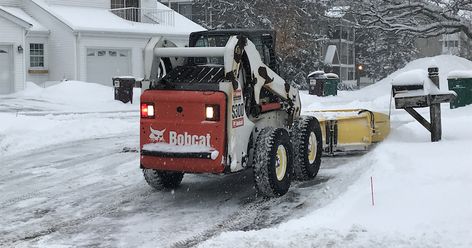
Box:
xmin=0 ymin=45 xmax=13 ymax=94
xmin=86 ymin=49 xmax=131 ymax=86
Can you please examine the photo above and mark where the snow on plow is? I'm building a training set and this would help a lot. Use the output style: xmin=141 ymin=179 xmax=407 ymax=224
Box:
xmin=305 ymin=109 xmax=390 ymax=155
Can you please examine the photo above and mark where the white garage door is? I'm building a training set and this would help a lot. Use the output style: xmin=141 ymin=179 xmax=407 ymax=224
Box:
xmin=86 ymin=49 xmax=131 ymax=86
xmin=0 ymin=45 xmax=13 ymax=94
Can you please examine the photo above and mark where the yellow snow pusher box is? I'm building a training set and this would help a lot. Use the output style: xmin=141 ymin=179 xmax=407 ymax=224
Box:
xmin=305 ymin=109 xmax=390 ymax=155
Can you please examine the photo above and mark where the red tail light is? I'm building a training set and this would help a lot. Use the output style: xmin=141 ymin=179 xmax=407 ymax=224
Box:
xmin=141 ymin=103 xmax=155 ymax=118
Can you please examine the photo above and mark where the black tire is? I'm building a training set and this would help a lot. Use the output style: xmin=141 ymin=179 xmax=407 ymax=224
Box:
xmin=253 ymin=128 xmax=293 ymax=197
xmin=292 ymin=116 xmax=323 ymax=180
xmin=143 ymin=169 xmax=184 ymax=190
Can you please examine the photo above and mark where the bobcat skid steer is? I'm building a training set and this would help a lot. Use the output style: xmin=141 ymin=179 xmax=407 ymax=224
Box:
xmin=138 ymin=30 xmax=323 ymax=197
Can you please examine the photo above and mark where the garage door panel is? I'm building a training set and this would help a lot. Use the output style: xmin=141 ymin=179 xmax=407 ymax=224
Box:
xmin=0 ymin=45 xmax=12 ymax=94
xmin=86 ymin=49 xmax=131 ymax=86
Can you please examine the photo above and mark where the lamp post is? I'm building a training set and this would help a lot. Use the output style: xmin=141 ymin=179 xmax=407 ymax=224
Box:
xmin=356 ymin=64 xmax=364 ymax=89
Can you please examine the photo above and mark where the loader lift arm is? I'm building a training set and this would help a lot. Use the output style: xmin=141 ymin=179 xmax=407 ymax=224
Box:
xmin=143 ymin=33 xmax=301 ymax=121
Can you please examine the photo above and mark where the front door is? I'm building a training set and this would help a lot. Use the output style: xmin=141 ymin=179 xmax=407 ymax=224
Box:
xmin=0 ymin=45 xmax=13 ymax=94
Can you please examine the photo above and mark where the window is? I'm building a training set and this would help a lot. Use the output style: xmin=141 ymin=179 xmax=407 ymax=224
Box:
xmin=111 ymin=0 xmax=139 ymax=9
xmin=168 ymin=2 xmax=193 ymax=19
xmin=97 ymin=51 xmax=106 ymax=56
xmin=178 ymin=3 xmax=192 ymax=19
xmin=30 ymin=43 xmax=44 ymax=68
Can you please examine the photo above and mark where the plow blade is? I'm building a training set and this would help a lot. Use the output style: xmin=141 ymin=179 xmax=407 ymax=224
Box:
xmin=305 ymin=109 xmax=390 ymax=155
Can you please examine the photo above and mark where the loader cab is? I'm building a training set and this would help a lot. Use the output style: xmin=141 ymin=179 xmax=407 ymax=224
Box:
xmin=188 ymin=29 xmax=279 ymax=74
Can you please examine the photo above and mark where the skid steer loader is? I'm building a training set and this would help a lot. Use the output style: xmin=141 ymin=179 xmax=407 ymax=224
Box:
xmin=137 ymin=29 xmax=323 ymax=197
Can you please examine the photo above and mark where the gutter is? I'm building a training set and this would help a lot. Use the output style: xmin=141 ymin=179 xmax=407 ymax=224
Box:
xmin=74 ymin=32 xmax=81 ymax=81
xmin=30 ymin=0 xmax=75 ymax=32
xmin=76 ymin=29 xmax=194 ymax=38
xmin=0 ymin=8 xmax=32 ymax=29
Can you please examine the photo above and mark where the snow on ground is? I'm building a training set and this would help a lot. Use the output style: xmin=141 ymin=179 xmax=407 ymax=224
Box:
xmin=1 ymin=55 xmax=471 ymax=248
xmin=198 ymin=55 xmax=472 ymax=247
xmin=0 ymin=81 xmax=140 ymax=155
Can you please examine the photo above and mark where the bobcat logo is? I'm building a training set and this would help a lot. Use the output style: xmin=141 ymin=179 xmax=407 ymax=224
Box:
xmin=149 ymin=127 xmax=166 ymax=142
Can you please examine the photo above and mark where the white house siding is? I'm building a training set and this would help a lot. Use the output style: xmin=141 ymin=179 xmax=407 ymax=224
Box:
xmin=0 ymin=16 xmax=26 ymax=93
xmin=23 ymin=0 xmax=77 ymax=82
xmin=78 ymin=35 xmax=149 ymax=84
xmin=26 ymin=35 xmax=49 ymax=84
xmin=45 ymin=0 xmax=110 ymax=9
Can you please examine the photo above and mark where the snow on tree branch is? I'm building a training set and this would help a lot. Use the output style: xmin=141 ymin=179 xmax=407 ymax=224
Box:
xmin=354 ymin=0 xmax=472 ymax=39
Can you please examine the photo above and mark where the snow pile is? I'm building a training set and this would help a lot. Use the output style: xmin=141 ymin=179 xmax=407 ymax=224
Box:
xmin=0 ymin=81 xmax=139 ymax=155
xmin=301 ymin=55 xmax=472 ymax=112
xmin=9 ymin=81 xmax=140 ymax=112
xmin=198 ymin=55 xmax=472 ymax=247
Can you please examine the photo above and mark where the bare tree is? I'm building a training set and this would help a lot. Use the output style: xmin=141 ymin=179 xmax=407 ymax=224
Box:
xmin=355 ymin=0 xmax=472 ymax=38
xmin=192 ymin=0 xmax=329 ymax=87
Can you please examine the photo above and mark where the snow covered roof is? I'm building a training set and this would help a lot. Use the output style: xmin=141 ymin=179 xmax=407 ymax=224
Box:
xmin=31 ymin=0 xmax=204 ymax=36
xmin=0 ymin=6 xmax=48 ymax=33
xmin=324 ymin=45 xmax=337 ymax=65
xmin=325 ymin=6 xmax=350 ymax=18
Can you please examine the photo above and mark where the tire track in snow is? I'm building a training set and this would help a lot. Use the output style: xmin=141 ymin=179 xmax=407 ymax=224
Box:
xmin=0 ymin=134 xmax=137 ymax=209
xmin=2 ymin=185 xmax=154 ymax=246
xmin=0 ymin=133 xmax=143 ymax=246
xmin=170 ymin=178 xmax=329 ymax=248
xmin=170 ymin=155 xmax=369 ymax=248
xmin=0 ymin=133 xmax=139 ymax=247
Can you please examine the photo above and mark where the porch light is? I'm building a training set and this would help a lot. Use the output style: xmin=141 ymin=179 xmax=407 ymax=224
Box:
xmin=17 ymin=45 xmax=23 ymax=53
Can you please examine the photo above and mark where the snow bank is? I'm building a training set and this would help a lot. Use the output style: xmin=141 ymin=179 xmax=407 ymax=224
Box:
xmin=0 ymin=112 xmax=137 ymax=155
xmin=301 ymin=55 xmax=472 ymax=113
xmin=0 ymin=81 xmax=140 ymax=155
xmin=8 ymin=81 xmax=140 ymax=112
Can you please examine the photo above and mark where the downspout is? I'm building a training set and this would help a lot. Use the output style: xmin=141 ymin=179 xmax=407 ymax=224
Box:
xmin=74 ymin=32 xmax=80 ymax=81
xmin=23 ymin=29 xmax=28 ymax=90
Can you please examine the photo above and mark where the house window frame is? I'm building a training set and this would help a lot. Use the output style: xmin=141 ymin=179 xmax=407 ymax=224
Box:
xmin=111 ymin=0 xmax=140 ymax=9
xmin=29 ymin=43 xmax=45 ymax=68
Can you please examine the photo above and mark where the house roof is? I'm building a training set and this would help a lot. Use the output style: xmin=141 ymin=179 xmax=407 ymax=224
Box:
xmin=325 ymin=6 xmax=350 ymax=18
xmin=0 ymin=6 xmax=42 ymax=33
xmin=31 ymin=0 xmax=205 ymax=36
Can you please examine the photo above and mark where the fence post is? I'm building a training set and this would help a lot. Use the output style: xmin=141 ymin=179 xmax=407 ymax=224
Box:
xmin=428 ymin=66 xmax=442 ymax=142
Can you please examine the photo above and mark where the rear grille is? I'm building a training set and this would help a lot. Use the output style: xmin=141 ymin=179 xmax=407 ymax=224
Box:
xmin=161 ymin=66 xmax=225 ymax=85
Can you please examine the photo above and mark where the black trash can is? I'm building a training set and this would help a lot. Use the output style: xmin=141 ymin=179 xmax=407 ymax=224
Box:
xmin=113 ymin=77 xmax=135 ymax=104
xmin=308 ymin=71 xmax=326 ymax=96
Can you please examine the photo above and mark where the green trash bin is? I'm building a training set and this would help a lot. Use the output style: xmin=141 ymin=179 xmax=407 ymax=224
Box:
xmin=448 ymin=72 xmax=472 ymax=109
xmin=324 ymin=73 xmax=339 ymax=96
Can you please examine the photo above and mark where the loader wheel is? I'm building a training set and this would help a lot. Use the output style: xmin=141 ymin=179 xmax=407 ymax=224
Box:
xmin=253 ymin=128 xmax=293 ymax=197
xmin=292 ymin=116 xmax=323 ymax=180
xmin=143 ymin=169 xmax=184 ymax=190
